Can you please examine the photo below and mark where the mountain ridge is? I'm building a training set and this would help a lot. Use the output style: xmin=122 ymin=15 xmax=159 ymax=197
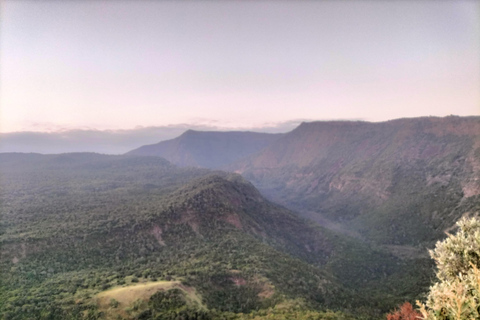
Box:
xmin=229 ymin=116 xmax=480 ymax=246
xmin=126 ymin=130 xmax=283 ymax=168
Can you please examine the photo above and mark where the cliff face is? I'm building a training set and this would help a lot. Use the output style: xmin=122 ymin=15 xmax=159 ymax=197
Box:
xmin=232 ymin=116 xmax=480 ymax=245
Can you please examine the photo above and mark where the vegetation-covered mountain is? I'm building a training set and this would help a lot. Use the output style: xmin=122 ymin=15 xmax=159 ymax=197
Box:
xmin=126 ymin=130 xmax=282 ymax=169
xmin=0 ymin=153 xmax=430 ymax=320
xmin=231 ymin=116 xmax=480 ymax=246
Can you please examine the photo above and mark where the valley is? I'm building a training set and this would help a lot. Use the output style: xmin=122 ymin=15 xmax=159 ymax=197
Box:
xmin=1 ymin=116 xmax=479 ymax=320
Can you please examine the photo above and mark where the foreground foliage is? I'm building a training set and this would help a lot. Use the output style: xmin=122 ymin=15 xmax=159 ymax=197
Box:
xmin=418 ymin=217 xmax=480 ymax=320
xmin=385 ymin=302 xmax=420 ymax=320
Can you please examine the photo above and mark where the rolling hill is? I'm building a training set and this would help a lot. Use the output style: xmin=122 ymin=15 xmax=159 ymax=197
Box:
xmin=0 ymin=153 xmax=427 ymax=320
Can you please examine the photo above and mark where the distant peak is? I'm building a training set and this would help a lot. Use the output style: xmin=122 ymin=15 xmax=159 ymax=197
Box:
xmin=180 ymin=129 xmax=199 ymax=137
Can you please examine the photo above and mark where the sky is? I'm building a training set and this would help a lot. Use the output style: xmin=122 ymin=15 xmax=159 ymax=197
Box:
xmin=1 ymin=1 xmax=479 ymax=133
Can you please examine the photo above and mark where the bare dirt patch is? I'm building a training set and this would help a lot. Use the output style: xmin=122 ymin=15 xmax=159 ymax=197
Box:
xmin=230 ymin=276 xmax=246 ymax=286
xmin=150 ymin=225 xmax=166 ymax=246
xmin=383 ymin=245 xmax=429 ymax=260
xmin=223 ymin=213 xmax=243 ymax=229
xmin=255 ymin=277 xmax=275 ymax=299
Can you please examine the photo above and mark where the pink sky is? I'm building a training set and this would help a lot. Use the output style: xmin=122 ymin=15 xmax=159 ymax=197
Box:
xmin=1 ymin=1 xmax=479 ymax=133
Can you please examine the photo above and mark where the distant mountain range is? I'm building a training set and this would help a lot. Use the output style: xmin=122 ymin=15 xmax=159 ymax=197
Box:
xmin=128 ymin=116 xmax=480 ymax=247
xmin=127 ymin=130 xmax=283 ymax=168
xmin=0 ymin=121 xmax=300 ymax=154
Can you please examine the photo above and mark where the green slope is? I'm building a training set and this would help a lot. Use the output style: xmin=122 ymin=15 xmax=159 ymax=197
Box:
xmin=0 ymin=153 xmax=431 ymax=319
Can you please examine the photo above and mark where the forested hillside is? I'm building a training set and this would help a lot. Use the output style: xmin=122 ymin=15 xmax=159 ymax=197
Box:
xmin=0 ymin=153 xmax=431 ymax=319
xmin=231 ymin=116 xmax=480 ymax=247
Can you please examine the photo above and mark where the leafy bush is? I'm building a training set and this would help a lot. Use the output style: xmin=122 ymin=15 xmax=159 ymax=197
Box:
xmin=149 ymin=288 xmax=186 ymax=312
xmin=386 ymin=302 xmax=420 ymax=320
xmin=418 ymin=217 xmax=480 ymax=320
xmin=109 ymin=299 xmax=119 ymax=308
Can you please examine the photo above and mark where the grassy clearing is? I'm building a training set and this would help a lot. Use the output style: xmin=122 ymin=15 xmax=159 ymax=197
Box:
xmin=97 ymin=280 xmax=180 ymax=306
xmin=96 ymin=280 xmax=204 ymax=319
xmin=96 ymin=280 xmax=179 ymax=319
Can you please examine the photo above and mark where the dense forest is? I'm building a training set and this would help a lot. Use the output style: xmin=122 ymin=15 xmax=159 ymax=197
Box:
xmin=0 ymin=153 xmax=433 ymax=319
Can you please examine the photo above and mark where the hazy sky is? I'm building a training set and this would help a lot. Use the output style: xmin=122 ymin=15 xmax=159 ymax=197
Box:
xmin=1 ymin=1 xmax=479 ymax=133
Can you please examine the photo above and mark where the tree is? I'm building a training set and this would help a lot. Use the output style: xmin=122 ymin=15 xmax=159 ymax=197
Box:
xmin=417 ymin=217 xmax=480 ymax=320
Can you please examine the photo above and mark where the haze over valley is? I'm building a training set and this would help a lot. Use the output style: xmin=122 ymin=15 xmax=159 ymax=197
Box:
xmin=1 ymin=115 xmax=480 ymax=319
xmin=1 ymin=1 xmax=479 ymax=319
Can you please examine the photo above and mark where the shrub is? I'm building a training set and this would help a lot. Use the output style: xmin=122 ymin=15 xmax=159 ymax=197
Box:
xmin=417 ymin=217 xmax=480 ymax=320
xmin=109 ymin=298 xmax=119 ymax=308
xmin=386 ymin=302 xmax=421 ymax=320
